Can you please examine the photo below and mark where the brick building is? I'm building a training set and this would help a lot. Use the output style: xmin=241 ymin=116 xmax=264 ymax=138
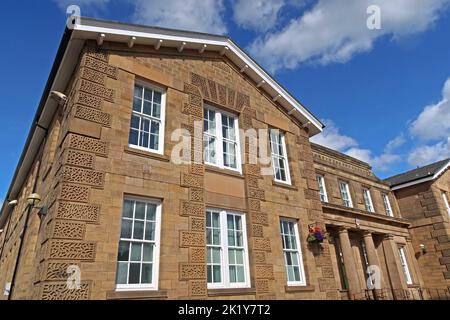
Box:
xmin=385 ymin=159 xmax=450 ymax=295
xmin=0 ymin=18 xmax=447 ymax=300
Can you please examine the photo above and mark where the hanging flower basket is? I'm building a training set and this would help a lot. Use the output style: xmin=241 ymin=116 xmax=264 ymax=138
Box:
xmin=307 ymin=225 xmax=329 ymax=244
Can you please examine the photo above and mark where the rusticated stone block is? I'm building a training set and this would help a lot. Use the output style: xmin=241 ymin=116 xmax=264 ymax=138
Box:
xmin=180 ymin=201 xmax=204 ymax=217
xmin=248 ymin=188 xmax=265 ymax=200
xmin=182 ymin=103 xmax=203 ymax=118
xmin=252 ymin=224 xmax=264 ymax=238
xmin=245 ymin=164 xmax=262 ymax=177
xmin=58 ymin=184 xmax=90 ymax=203
xmin=189 ymin=280 xmax=207 ymax=297
xmin=79 ymin=79 xmax=114 ymax=102
xmin=253 ymin=238 xmax=271 ymax=251
xmin=85 ymin=48 xmax=108 ymax=62
xmin=63 ymin=149 xmax=95 ymax=169
xmin=183 ymin=83 xmax=202 ymax=97
xmin=49 ymin=240 xmax=95 ymax=261
xmin=227 ymin=88 xmax=236 ymax=107
xmin=190 ymin=217 xmax=205 ymax=232
xmin=318 ymin=278 xmax=335 ymax=292
xmin=52 ymin=220 xmax=86 ymax=240
xmin=217 ymin=83 xmax=227 ymax=106
xmin=74 ymin=92 xmax=103 ymax=110
xmin=248 ymin=199 xmax=261 ymax=212
xmin=189 ymin=188 xmax=204 ymax=202
xmin=60 ymin=166 xmax=105 ymax=187
xmin=190 ymin=164 xmax=204 ymax=176
xmin=189 ymin=247 xmax=206 ymax=263
xmin=191 ymin=73 xmax=209 ymax=99
xmin=180 ymin=231 xmax=205 ymax=247
xmin=41 ymin=282 xmax=90 ymax=300
xmin=321 ymin=266 xmax=335 ymax=279
xmin=251 ymin=211 xmax=269 ymax=226
xmin=66 ymin=133 xmax=107 ymax=156
xmin=179 ymin=263 xmax=206 ymax=280
xmin=45 ymin=262 xmax=79 ymax=281
xmin=84 ymin=56 xmax=117 ymax=79
xmin=74 ymin=105 xmax=111 ymax=127
xmin=80 ymin=67 xmax=106 ymax=85
xmin=255 ymin=265 xmax=274 ymax=279
xmin=235 ymin=92 xmax=250 ymax=111
xmin=56 ymin=201 xmax=100 ymax=223
xmin=181 ymin=173 xmax=203 ymax=188
xmin=253 ymin=251 xmax=266 ymax=264
xmin=246 ymin=176 xmax=259 ymax=188
xmin=256 ymin=279 xmax=269 ymax=293
xmin=207 ymin=79 xmax=218 ymax=102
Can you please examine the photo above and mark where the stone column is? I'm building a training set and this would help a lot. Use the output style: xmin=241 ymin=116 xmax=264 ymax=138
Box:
xmin=337 ymin=227 xmax=361 ymax=297
xmin=362 ymin=231 xmax=385 ymax=293
xmin=381 ymin=234 xmax=407 ymax=299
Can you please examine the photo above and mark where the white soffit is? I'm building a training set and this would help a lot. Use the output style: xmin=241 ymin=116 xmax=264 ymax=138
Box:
xmin=73 ymin=18 xmax=323 ymax=136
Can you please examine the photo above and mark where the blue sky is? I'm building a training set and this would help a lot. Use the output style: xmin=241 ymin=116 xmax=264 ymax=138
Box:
xmin=1 ymin=0 xmax=450 ymax=202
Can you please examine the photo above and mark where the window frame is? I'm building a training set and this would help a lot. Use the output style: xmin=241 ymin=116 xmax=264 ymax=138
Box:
xmin=382 ymin=193 xmax=394 ymax=217
xmin=398 ymin=246 xmax=413 ymax=285
xmin=339 ymin=181 xmax=353 ymax=208
xmin=316 ymin=175 xmax=328 ymax=203
xmin=203 ymin=104 xmax=242 ymax=173
xmin=362 ymin=188 xmax=375 ymax=213
xmin=442 ymin=192 xmax=450 ymax=216
xmin=128 ymin=80 xmax=166 ymax=155
xmin=269 ymin=129 xmax=292 ymax=185
xmin=115 ymin=196 xmax=162 ymax=291
xmin=206 ymin=208 xmax=251 ymax=290
xmin=280 ymin=218 xmax=307 ymax=286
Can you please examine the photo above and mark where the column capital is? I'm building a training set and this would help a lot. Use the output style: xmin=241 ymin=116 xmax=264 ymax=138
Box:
xmin=384 ymin=233 xmax=394 ymax=241
xmin=362 ymin=230 xmax=372 ymax=237
xmin=336 ymin=226 xmax=348 ymax=234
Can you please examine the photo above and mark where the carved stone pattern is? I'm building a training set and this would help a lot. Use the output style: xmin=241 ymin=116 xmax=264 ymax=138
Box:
xmin=67 ymin=133 xmax=107 ymax=156
xmin=227 ymin=88 xmax=236 ymax=107
xmin=190 ymin=163 xmax=204 ymax=176
xmin=322 ymin=266 xmax=335 ymax=279
xmin=65 ymin=150 xmax=95 ymax=169
xmin=246 ymin=176 xmax=259 ymax=188
xmin=255 ymin=265 xmax=274 ymax=279
xmin=181 ymin=201 xmax=204 ymax=217
xmin=318 ymin=278 xmax=335 ymax=292
xmin=249 ymin=199 xmax=261 ymax=211
xmin=191 ymin=73 xmax=210 ymax=99
xmin=85 ymin=48 xmax=108 ymax=62
xmin=41 ymin=282 xmax=90 ymax=300
xmin=45 ymin=262 xmax=78 ymax=281
xmin=217 ymin=83 xmax=227 ymax=106
xmin=58 ymin=184 xmax=89 ymax=203
xmin=189 ymin=247 xmax=206 ymax=263
xmin=74 ymin=105 xmax=111 ymax=127
xmin=183 ymin=83 xmax=202 ymax=97
xmin=207 ymin=79 xmax=218 ymax=102
xmin=49 ymin=240 xmax=95 ymax=260
xmin=189 ymin=94 xmax=203 ymax=107
xmin=189 ymin=280 xmax=207 ymax=296
xmin=180 ymin=263 xmax=206 ymax=280
xmin=236 ymin=92 xmax=250 ymax=111
xmin=84 ymin=56 xmax=117 ymax=79
xmin=252 ymin=224 xmax=264 ymax=238
xmin=245 ymin=164 xmax=262 ymax=177
xmin=57 ymin=201 xmax=100 ymax=223
xmin=79 ymin=79 xmax=114 ymax=102
xmin=52 ymin=221 xmax=86 ymax=240
xmin=180 ymin=231 xmax=205 ymax=247
xmin=251 ymin=212 xmax=268 ymax=226
xmin=256 ymin=280 xmax=269 ymax=293
xmin=182 ymin=103 xmax=202 ymax=118
xmin=253 ymin=238 xmax=271 ymax=251
xmin=75 ymin=92 xmax=103 ymax=110
xmin=60 ymin=166 xmax=105 ymax=187
xmin=80 ymin=67 xmax=106 ymax=85
xmin=253 ymin=251 xmax=266 ymax=264
xmin=181 ymin=173 xmax=203 ymax=188
xmin=248 ymin=188 xmax=265 ymax=200
xmin=189 ymin=188 xmax=204 ymax=202
xmin=190 ymin=217 xmax=205 ymax=232
xmin=181 ymin=123 xmax=194 ymax=136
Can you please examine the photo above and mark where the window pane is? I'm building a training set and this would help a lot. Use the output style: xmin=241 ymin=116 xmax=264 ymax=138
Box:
xmin=135 ymin=202 xmax=145 ymax=219
xmin=133 ymin=221 xmax=144 ymax=240
xmin=152 ymin=103 xmax=161 ymax=118
xmin=120 ymin=220 xmax=132 ymax=239
xmin=229 ymin=266 xmax=236 ymax=283
xmin=212 ymin=212 xmax=220 ymax=228
xmin=130 ymin=243 xmax=142 ymax=261
xmin=144 ymin=88 xmax=153 ymax=101
xmin=207 ymin=266 xmax=212 ymax=282
xmin=118 ymin=241 xmax=130 ymax=261
xmin=145 ymin=222 xmax=155 ymax=241
xmin=129 ymin=129 xmax=139 ymax=146
xmin=140 ymin=132 xmax=149 ymax=149
xmin=132 ymin=97 xmax=142 ymax=112
xmin=116 ymin=262 xmax=128 ymax=284
xmin=213 ymin=265 xmax=221 ymax=283
xmin=228 ymin=249 xmax=235 ymax=264
xmin=236 ymin=266 xmax=245 ymax=282
xmin=235 ymin=249 xmax=244 ymax=264
xmin=143 ymin=243 xmax=154 ymax=262
xmin=143 ymin=100 xmax=152 ymax=115
xmin=134 ymin=85 xmax=143 ymax=98
xmin=123 ymin=200 xmax=134 ymax=218
xmin=129 ymin=263 xmax=141 ymax=284
xmin=141 ymin=263 xmax=153 ymax=284
xmin=130 ymin=115 xmax=140 ymax=129
xmin=153 ymin=91 xmax=162 ymax=104
xmin=146 ymin=204 xmax=156 ymax=221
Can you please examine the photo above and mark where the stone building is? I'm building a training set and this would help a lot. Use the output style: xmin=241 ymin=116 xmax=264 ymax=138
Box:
xmin=0 ymin=17 xmax=447 ymax=300
xmin=385 ymin=159 xmax=450 ymax=296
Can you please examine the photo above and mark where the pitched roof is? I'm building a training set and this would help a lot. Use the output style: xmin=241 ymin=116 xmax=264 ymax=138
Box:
xmin=384 ymin=158 xmax=450 ymax=189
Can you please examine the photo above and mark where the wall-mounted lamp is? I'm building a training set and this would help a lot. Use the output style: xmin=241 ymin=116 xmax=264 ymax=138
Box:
xmin=419 ymin=244 xmax=427 ymax=254
xmin=26 ymin=193 xmax=48 ymax=216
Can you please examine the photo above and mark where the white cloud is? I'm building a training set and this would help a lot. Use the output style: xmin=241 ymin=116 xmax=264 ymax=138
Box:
xmin=407 ymin=77 xmax=450 ymax=166
xmin=232 ymin=0 xmax=286 ymax=32
xmin=312 ymin=119 xmax=402 ymax=172
xmin=410 ymin=78 xmax=450 ymax=141
xmin=132 ymin=0 xmax=227 ymax=34
xmin=250 ymin=0 xmax=449 ymax=72
xmin=53 ymin=0 xmax=110 ymax=10
xmin=408 ymin=138 xmax=450 ymax=167
xmin=310 ymin=119 xmax=357 ymax=151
